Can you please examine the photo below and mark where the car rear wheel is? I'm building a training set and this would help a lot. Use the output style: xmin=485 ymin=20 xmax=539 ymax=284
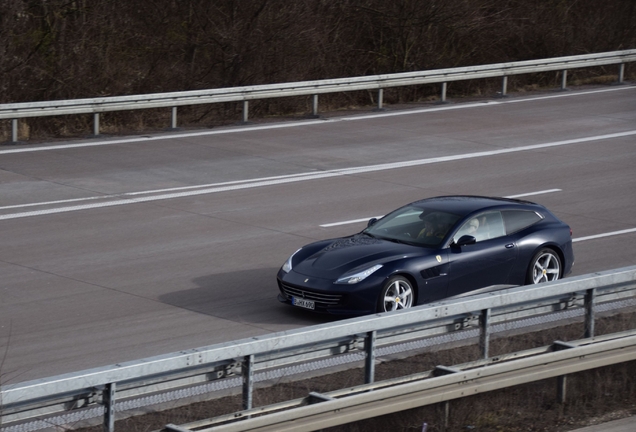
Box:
xmin=377 ymin=276 xmax=414 ymax=312
xmin=527 ymin=248 xmax=561 ymax=284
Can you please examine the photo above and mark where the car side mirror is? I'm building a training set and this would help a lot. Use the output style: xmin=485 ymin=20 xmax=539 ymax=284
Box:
xmin=454 ymin=235 xmax=476 ymax=247
xmin=367 ymin=218 xmax=378 ymax=227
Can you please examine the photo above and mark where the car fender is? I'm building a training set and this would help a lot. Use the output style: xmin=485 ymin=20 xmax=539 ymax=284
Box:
xmin=511 ymin=238 xmax=567 ymax=284
xmin=380 ymin=252 xmax=450 ymax=304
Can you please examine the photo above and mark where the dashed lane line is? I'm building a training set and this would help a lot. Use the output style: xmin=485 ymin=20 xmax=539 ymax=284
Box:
xmin=1 ymin=131 xmax=635 ymax=221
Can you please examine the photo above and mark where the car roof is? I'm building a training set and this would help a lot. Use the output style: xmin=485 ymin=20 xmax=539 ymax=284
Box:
xmin=410 ymin=195 xmax=540 ymax=217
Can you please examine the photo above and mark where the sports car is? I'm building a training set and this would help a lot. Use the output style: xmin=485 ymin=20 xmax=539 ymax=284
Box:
xmin=277 ymin=196 xmax=574 ymax=315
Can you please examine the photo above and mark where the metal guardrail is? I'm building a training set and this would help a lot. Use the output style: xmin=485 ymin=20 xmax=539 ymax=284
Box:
xmin=1 ymin=50 xmax=635 ymax=142
xmin=1 ymin=266 xmax=635 ymax=432
xmin=164 ymin=330 xmax=636 ymax=432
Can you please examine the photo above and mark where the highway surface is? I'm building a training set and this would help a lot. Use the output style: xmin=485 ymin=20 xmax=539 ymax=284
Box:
xmin=1 ymin=85 xmax=635 ymax=384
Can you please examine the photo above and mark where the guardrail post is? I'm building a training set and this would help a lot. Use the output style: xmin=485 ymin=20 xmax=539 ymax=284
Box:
xmin=171 ymin=107 xmax=178 ymax=129
xmin=501 ymin=76 xmax=508 ymax=97
xmin=377 ymin=89 xmax=384 ymax=110
xmin=11 ymin=119 xmax=18 ymax=143
xmin=618 ymin=63 xmax=625 ymax=83
xmin=242 ymin=101 xmax=249 ymax=123
xmin=242 ymin=354 xmax=254 ymax=411
xmin=431 ymin=367 xmax=459 ymax=431
xmin=103 ymin=382 xmax=116 ymax=432
xmin=479 ymin=308 xmax=491 ymax=359
xmin=312 ymin=94 xmax=319 ymax=117
xmin=553 ymin=341 xmax=574 ymax=408
xmin=440 ymin=82 xmax=447 ymax=103
xmin=444 ymin=400 xmax=451 ymax=430
xmin=365 ymin=330 xmax=377 ymax=384
xmin=93 ymin=113 xmax=100 ymax=136
xmin=557 ymin=375 xmax=567 ymax=405
xmin=560 ymin=70 xmax=568 ymax=90
xmin=584 ymin=288 xmax=596 ymax=338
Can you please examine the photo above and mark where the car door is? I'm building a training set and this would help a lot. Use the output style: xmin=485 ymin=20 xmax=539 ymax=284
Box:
xmin=446 ymin=211 xmax=518 ymax=297
xmin=412 ymin=249 xmax=450 ymax=304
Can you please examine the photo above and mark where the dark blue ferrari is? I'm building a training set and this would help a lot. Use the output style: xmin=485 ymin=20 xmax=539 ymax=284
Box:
xmin=277 ymin=196 xmax=574 ymax=315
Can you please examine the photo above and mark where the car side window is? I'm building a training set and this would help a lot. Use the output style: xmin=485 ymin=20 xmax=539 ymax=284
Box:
xmin=453 ymin=211 xmax=505 ymax=243
xmin=502 ymin=210 xmax=543 ymax=235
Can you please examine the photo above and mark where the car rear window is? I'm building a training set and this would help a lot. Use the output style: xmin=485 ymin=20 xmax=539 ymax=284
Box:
xmin=502 ymin=210 xmax=543 ymax=234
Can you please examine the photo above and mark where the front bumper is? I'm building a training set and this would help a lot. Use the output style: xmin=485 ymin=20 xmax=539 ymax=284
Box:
xmin=276 ymin=268 xmax=380 ymax=315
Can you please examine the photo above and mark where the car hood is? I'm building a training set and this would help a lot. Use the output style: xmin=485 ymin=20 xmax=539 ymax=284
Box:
xmin=293 ymin=234 xmax=426 ymax=279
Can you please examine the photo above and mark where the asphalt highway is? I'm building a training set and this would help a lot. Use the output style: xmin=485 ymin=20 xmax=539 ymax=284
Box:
xmin=0 ymin=85 xmax=635 ymax=383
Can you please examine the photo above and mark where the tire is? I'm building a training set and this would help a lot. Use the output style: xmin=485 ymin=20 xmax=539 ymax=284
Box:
xmin=526 ymin=248 xmax=561 ymax=284
xmin=377 ymin=276 xmax=414 ymax=312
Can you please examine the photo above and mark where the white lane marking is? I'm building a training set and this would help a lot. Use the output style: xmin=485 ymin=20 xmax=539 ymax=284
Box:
xmin=505 ymin=189 xmax=561 ymax=198
xmin=319 ymin=189 xmax=563 ymax=227
xmin=1 ymin=130 xmax=634 ymax=221
xmin=329 ymin=131 xmax=636 ymax=176
xmin=0 ymin=86 xmax=633 ymax=155
xmin=0 ymin=195 xmax=108 ymax=210
xmin=0 ymin=171 xmax=344 ymax=220
xmin=0 ymin=171 xmax=324 ymax=211
xmin=0 ymin=120 xmax=333 ymax=154
xmin=320 ymin=216 xmax=384 ymax=228
xmin=502 ymin=86 xmax=635 ymax=104
xmin=341 ymin=86 xmax=635 ymax=121
xmin=573 ymin=228 xmax=636 ymax=242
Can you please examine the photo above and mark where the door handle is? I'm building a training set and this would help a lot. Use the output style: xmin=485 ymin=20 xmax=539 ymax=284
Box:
xmin=505 ymin=243 xmax=515 ymax=249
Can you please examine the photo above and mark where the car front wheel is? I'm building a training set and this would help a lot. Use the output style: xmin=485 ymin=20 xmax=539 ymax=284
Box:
xmin=377 ymin=276 xmax=414 ymax=312
xmin=527 ymin=248 xmax=561 ymax=284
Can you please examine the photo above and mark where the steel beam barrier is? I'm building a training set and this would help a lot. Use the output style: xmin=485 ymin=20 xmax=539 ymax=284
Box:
xmin=183 ymin=334 xmax=636 ymax=432
xmin=2 ymin=51 xmax=634 ymax=131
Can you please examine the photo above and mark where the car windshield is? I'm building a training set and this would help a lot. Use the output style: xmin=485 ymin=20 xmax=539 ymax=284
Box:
xmin=363 ymin=205 xmax=461 ymax=247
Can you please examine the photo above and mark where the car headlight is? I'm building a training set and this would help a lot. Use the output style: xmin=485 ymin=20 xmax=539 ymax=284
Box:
xmin=336 ymin=264 xmax=383 ymax=284
xmin=282 ymin=248 xmax=302 ymax=273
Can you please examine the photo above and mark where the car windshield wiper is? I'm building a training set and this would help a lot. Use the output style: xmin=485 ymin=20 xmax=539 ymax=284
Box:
xmin=384 ymin=237 xmax=418 ymax=246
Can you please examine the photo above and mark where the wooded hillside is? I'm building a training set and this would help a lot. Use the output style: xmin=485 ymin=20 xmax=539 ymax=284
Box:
xmin=1 ymin=0 xmax=635 ymax=138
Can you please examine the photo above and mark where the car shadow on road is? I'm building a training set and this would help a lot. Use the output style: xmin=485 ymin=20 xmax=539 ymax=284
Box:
xmin=158 ymin=268 xmax=343 ymax=328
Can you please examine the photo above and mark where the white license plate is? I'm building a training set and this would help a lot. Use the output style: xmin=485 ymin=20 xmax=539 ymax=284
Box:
xmin=292 ymin=297 xmax=315 ymax=310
